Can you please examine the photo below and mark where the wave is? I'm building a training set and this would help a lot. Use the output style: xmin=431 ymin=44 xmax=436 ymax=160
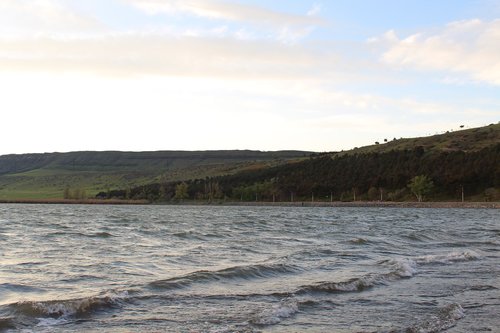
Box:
xmin=148 ymin=263 xmax=301 ymax=289
xmin=349 ymin=237 xmax=369 ymax=245
xmin=0 ymin=283 xmax=45 ymax=293
xmin=47 ymin=231 xmax=114 ymax=238
xmin=415 ymin=250 xmax=480 ymax=264
xmin=0 ymin=317 xmax=15 ymax=331
xmin=297 ymin=258 xmax=417 ymax=295
xmin=149 ymin=250 xmax=479 ymax=297
xmin=468 ymin=285 xmax=497 ymax=291
xmin=6 ymin=291 xmax=128 ymax=320
xmin=172 ymin=230 xmax=208 ymax=240
xmin=249 ymin=299 xmax=299 ymax=326
xmin=405 ymin=231 xmax=435 ymax=242
xmin=89 ymin=232 xmax=114 ymax=238
xmin=405 ymin=303 xmax=465 ymax=333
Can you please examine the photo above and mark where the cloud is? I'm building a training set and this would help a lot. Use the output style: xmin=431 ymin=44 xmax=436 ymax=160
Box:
xmin=307 ymin=3 xmax=322 ymax=17
xmin=378 ymin=19 xmax=500 ymax=85
xmin=122 ymin=0 xmax=323 ymax=42
xmin=0 ymin=1 xmax=327 ymax=77
xmin=0 ymin=0 xmax=104 ymax=37
xmin=0 ymin=34 xmax=326 ymax=79
xmin=124 ymin=0 xmax=322 ymax=26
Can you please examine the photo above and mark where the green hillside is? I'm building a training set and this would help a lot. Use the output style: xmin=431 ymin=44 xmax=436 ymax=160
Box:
xmin=0 ymin=150 xmax=309 ymax=199
xmin=107 ymin=123 xmax=500 ymax=203
xmin=2 ymin=124 xmax=499 ymax=202
xmin=343 ymin=123 xmax=500 ymax=156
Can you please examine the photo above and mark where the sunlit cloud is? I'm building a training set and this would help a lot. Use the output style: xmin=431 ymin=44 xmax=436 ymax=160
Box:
xmin=0 ymin=1 xmax=497 ymax=155
xmin=122 ymin=0 xmax=323 ymax=42
xmin=1 ymin=71 xmax=483 ymax=154
xmin=123 ymin=0 xmax=322 ymax=26
xmin=378 ymin=19 xmax=500 ymax=85
xmin=0 ymin=0 xmax=105 ymax=37
xmin=0 ymin=35 xmax=324 ymax=79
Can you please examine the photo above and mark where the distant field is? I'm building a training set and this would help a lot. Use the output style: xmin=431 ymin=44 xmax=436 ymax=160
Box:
xmin=0 ymin=150 xmax=309 ymax=199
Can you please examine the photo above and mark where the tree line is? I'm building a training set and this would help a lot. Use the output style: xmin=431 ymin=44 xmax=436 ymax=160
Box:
xmin=96 ymin=143 xmax=500 ymax=202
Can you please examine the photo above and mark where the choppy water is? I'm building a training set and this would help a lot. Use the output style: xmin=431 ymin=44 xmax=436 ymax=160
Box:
xmin=0 ymin=204 xmax=499 ymax=332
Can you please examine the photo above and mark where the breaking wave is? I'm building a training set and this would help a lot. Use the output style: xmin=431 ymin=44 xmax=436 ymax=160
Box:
xmin=415 ymin=250 xmax=480 ymax=264
xmin=250 ymin=299 xmax=300 ymax=326
xmin=6 ymin=291 xmax=128 ymax=320
xmin=148 ymin=263 xmax=301 ymax=289
xmin=0 ymin=317 xmax=15 ymax=331
xmin=405 ymin=303 xmax=465 ymax=333
xmin=298 ymin=258 xmax=417 ymax=295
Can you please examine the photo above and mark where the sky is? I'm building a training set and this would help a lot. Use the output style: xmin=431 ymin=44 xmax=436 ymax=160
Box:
xmin=0 ymin=0 xmax=499 ymax=155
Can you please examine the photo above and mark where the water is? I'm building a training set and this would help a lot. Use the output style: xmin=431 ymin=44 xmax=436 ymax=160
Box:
xmin=0 ymin=204 xmax=498 ymax=332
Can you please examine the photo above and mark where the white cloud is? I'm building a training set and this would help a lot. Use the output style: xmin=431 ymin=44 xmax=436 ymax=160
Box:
xmin=122 ymin=0 xmax=323 ymax=42
xmin=307 ymin=3 xmax=321 ymax=17
xmin=0 ymin=0 xmax=104 ymax=37
xmin=0 ymin=34 xmax=323 ymax=79
xmin=1 ymin=3 xmax=497 ymax=154
xmin=1 ymin=66 xmax=496 ymax=155
xmin=379 ymin=19 xmax=500 ymax=85
xmin=124 ymin=0 xmax=322 ymax=26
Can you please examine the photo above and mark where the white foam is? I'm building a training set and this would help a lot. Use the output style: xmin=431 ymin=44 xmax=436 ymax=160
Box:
xmin=447 ymin=303 xmax=465 ymax=320
xmin=28 ymin=290 xmax=129 ymax=323
xmin=411 ymin=303 xmax=465 ymax=333
xmin=383 ymin=258 xmax=418 ymax=278
xmin=33 ymin=301 xmax=79 ymax=317
xmin=36 ymin=317 xmax=68 ymax=327
xmin=336 ymin=278 xmax=372 ymax=292
xmin=392 ymin=258 xmax=418 ymax=277
xmin=416 ymin=250 xmax=480 ymax=264
xmin=251 ymin=299 xmax=299 ymax=325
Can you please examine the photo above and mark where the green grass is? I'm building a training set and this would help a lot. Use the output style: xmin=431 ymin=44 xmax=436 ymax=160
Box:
xmin=2 ymin=124 xmax=497 ymax=200
xmin=0 ymin=151 xmax=308 ymax=199
xmin=0 ymin=169 xmax=157 ymax=199
xmin=338 ymin=123 xmax=500 ymax=156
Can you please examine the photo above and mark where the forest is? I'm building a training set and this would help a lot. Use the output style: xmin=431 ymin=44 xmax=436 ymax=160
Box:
xmin=97 ymin=142 xmax=500 ymax=202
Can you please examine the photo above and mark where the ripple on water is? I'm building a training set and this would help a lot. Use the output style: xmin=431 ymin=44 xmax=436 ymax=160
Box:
xmin=0 ymin=205 xmax=498 ymax=332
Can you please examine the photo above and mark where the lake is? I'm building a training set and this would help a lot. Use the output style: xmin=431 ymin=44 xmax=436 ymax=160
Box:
xmin=0 ymin=204 xmax=498 ymax=332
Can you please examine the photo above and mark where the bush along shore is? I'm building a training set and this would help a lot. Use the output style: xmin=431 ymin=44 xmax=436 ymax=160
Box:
xmin=0 ymin=199 xmax=149 ymax=205
xmin=216 ymin=200 xmax=500 ymax=209
xmin=96 ymin=140 xmax=500 ymax=204
xmin=3 ymin=199 xmax=497 ymax=209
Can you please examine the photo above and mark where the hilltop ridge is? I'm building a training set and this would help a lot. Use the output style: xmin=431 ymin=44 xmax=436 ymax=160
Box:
xmin=342 ymin=123 xmax=500 ymax=156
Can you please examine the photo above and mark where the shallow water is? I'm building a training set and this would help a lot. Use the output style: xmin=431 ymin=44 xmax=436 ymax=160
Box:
xmin=0 ymin=204 xmax=498 ymax=332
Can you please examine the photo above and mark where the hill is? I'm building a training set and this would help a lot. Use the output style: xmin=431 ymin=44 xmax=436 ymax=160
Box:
xmin=342 ymin=122 xmax=500 ymax=155
xmin=105 ymin=123 xmax=500 ymax=202
xmin=0 ymin=150 xmax=309 ymax=199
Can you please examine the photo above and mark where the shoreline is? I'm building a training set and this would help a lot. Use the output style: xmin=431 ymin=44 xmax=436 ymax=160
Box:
xmin=0 ymin=199 xmax=498 ymax=209
xmin=219 ymin=201 xmax=500 ymax=209
xmin=0 ymin=199 xmax=149 ymax=205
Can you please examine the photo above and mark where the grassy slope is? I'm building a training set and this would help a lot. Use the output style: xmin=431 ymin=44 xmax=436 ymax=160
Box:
xmin=328 ymin=123 xmax=499 ymax=201
xmin=1 ymin=124 xmax=498 ymax=200
xmin=341 ymin=123 xmax=500 ymax=156
xmin=0 ymin=150 xmax=309 ymax=199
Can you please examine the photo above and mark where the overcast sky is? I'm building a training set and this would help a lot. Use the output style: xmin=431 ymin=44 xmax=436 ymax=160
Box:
xmin=1 ymin=0 xmax=499 ymax=155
